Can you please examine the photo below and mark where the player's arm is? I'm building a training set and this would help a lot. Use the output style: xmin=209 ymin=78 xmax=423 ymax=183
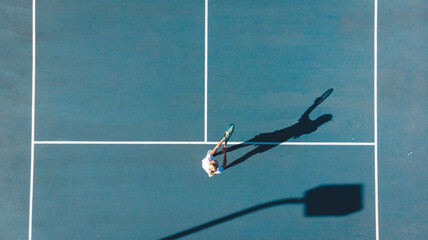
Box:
xmin=210 ymin=137 xmax=226 ymax=156
xmin=299 ymin=98 xmax=322 ymax=122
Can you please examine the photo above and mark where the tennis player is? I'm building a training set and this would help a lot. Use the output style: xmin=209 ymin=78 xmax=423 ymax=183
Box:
xmin=201 ymin=132 xmax=229 ymax=177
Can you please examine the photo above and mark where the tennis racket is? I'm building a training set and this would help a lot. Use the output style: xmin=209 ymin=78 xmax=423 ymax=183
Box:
xmin=224 ymin=124 xmax=235 ymax=144
xmin=223 ymin=124 xmax=235 ymax=153
xmin=314 ymin=88 xmax=333 ymax=106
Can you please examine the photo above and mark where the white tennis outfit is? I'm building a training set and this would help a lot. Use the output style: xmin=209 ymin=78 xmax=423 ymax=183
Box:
xmin=201 ymin=150 xmax=223 ymax=177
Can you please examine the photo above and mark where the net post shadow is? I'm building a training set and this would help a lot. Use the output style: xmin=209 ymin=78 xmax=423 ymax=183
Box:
xmin=160 ymin=184 xmax=363 ymax=240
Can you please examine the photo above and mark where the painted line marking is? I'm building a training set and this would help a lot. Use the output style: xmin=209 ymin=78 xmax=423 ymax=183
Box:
xmin=34 ymin=141 xmax=375 ymax=146
xmin=204 ymin=0 xmax=208 ymax=143
xmin=374 ymin=0 xmax=379 ymax=239
xmin=29 ymin=0 xmax=36 ymax=239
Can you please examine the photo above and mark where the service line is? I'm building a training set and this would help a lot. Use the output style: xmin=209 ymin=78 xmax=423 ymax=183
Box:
xmin=34 ymin=141 xmax=375 ymax=146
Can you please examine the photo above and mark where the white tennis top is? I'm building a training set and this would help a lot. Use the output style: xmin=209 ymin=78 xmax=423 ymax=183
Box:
xmin=201 ymin=150 xmax=223 ymax=177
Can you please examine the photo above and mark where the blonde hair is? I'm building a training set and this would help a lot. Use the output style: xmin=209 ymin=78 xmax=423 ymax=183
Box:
xmin=209 ymin=161 xmax=218 ymax=174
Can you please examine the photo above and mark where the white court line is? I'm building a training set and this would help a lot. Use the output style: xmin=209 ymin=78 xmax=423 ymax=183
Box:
xmin=374 ymin=0 xmax=379 ymax=239
xmin=34 ymin=141 xmax=374 ymax=146
xmin=204 ymin=0 xmax=208 ymax=142
xmin=29 ymin=0 xmax=36 ymax=239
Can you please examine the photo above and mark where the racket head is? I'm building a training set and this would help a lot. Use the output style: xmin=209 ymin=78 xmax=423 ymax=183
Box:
xmin=225 ymin=124 xmax=235 ymax=142
xmin=315 ymin=88 xmax=334 ymax=106
xmin=320 ymin=88 xmax=333 ymax=101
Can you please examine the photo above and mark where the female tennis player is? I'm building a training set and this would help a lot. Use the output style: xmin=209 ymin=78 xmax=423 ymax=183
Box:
xmin=201 ymin=132 xmax=229 ymax=177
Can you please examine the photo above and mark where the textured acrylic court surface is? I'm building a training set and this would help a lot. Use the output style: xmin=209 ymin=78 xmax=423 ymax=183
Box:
xmin=35 ymin=0 xmax=205 ymax=141
xmin=33 ymin=145 xmax=375 ymax=240
xmin=208 ymin=0 xmax=374 ymax=143
xmin=34 ymin=0 xmax=375 ymax=143
xmin=1 ymin=0 xmax=428 ymax=240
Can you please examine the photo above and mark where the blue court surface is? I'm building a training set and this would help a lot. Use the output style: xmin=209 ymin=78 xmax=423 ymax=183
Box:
xmin=1 ymin=0 xmax=427 ymax=240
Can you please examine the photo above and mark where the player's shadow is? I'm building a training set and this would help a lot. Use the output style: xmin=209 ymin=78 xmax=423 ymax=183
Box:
xmin=216 ymin=91 xmax=333 ymax=169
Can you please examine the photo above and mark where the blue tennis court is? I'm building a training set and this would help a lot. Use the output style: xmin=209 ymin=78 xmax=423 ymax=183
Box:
xmin=33 ymin=145 xmax=374 ymax=239
xmin=1 ymin=0 xmax=427 ymax=240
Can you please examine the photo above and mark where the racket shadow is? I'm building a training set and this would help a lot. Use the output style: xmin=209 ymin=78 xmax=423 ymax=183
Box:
xmin=216 ymin=89 xmax=334 ymax=170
